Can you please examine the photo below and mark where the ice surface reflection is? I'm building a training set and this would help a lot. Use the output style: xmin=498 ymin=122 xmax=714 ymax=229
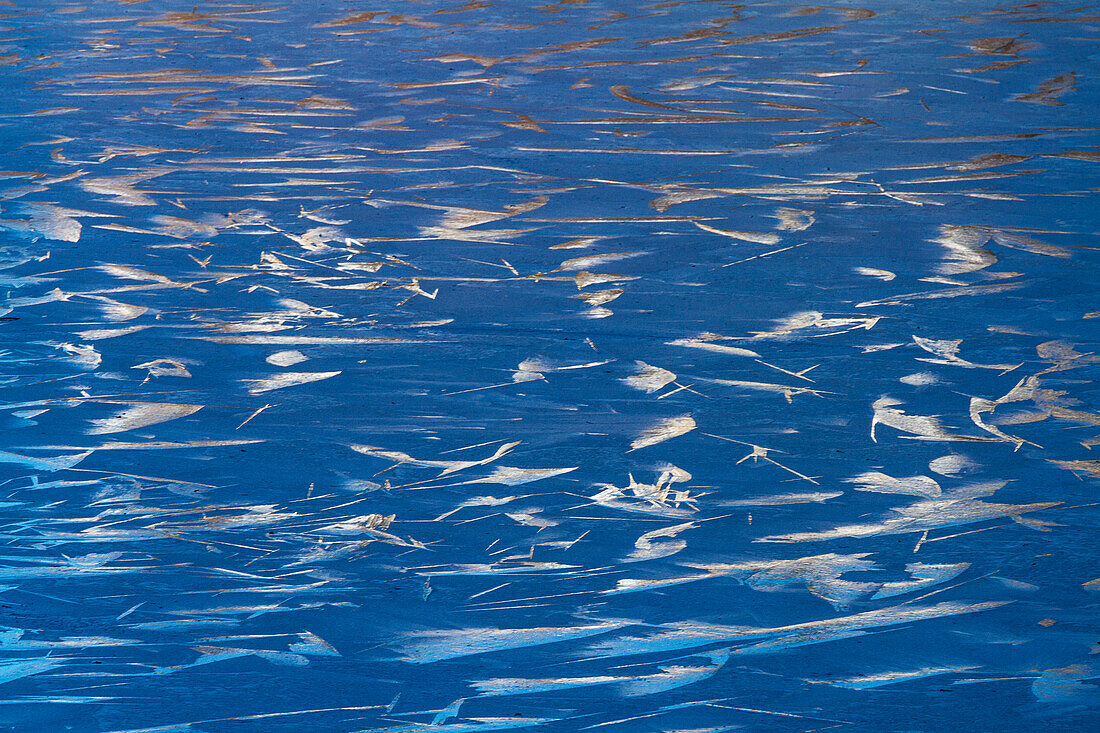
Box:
xmin=0 ymin=2 xmax=1097 ymax=731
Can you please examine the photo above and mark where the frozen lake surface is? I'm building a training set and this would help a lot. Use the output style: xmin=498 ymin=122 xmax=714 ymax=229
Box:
xmin=0 ymin=2 xmax=1098 ymax=731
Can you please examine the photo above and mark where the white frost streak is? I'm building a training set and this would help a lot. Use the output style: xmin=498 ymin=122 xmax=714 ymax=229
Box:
xmin=243 ymin=371 xmax=341 ymax=394
xmin=87 ymin=403 xmax=204 ymax=435
xmin=629 ymin=415 xmax=696 ymax=451
xmin=398 ymin=621 xmax=631 ymax=663
xmin=622 ymin=361 xmax=676 ymax=393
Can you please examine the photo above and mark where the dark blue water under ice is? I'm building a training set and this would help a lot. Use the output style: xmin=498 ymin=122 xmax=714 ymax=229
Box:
xmin=0 ymin=1 xmax=1098 ymax=731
